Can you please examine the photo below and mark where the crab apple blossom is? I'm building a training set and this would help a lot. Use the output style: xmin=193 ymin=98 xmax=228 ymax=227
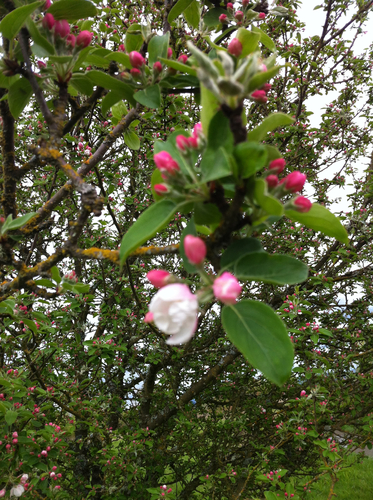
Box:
xmin=219 ymin=14 xmax=227 ymax=23
xmin=54 ymin=20 xmax=70 ymax=38
xmin=266 ymin=175 xmax=279 ymax=188
xmin=268 ymin=158 xmax=286 ymax=174
xmin=283 ymin=171 xmax=307 ymax=192
xmin=144 ymin=312 xmax=154 ymax=323
xmin=258 ymin=12 xmax=266 ymax=19
xmin=66 ymin=34 xmax=76 ymax=48
xmin=178 ymin=54 xmax=188 ymax=64
xmin=147 ymin=270 xmax=171 ymax=288
xmin=129 ymin=51 xmax=145 ymax=68
xmin=251 ymin=90 xmax=268 ymax=103
xmin=213 ymin=273 xmax=242 ymax=305
xmin=153 ymin=62 xmax=163 ymax=73
xmin=176 ymin=134 xmax=190 ymax=152
xmin=153 ymin=151 xmax=180 ymax=175
xmin=234 ymin=10 xmax=244 ymax=21
xmin=0 ymin=490 xmax=4 ymax=498
xmin=10 ymin=485 xmax=24 ymax=497
xmin=76 ymin=30 xmax=92 ymax=48
xmin=293 ymin=196 xmax=312 ymax=213
xmin=227 ymin=39 xmax=243 ymax=57
xmin=148 ymin=284 xmax=198 ymax=344
xmin=184 ymin=235 xmax=207 ymax=265
xmin=154 ymin=183 xmax=168 ymax=195
xmin=42 ymin=13 xmax=55 ymax=30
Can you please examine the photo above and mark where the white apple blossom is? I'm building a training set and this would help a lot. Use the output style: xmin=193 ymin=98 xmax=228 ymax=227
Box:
xmin=10 ymin=485 xmax=24 ymax=497
xmin=149 ymin=283 xmax=198 ymax=344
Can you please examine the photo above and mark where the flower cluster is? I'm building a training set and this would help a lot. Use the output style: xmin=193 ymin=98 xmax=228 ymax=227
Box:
xmin=219 ymin=1 xmax=266 ymax=26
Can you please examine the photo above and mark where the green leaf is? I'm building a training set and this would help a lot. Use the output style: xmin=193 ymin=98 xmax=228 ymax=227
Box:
xmin=125 ymin=23 xmax=143 ymax=53
xmin=254 ymin=178 xmax=284 ymax=217
xmin=247 ymin=66 xmax=281 ymax=93
xmin=207 ymin=110 xmax=233 ymax=153
xmin=285 ymin=204 xmax=349 ymax=244
xmin=200 ymin=147 xmax=232 ymax=182
xmin=119 ymin=200 xmax=179 ymax=265
xmin=86 ymin=71 xmax=135 ymax=105
xmin=27 ymin=18 xmax=55 ymax=56
xmin=5 ymin=410 xmax=18 ymax=426
xmin=180 ymin=218 xmax=198 ymax=274
xmin=72 ymin=283 xmax=90 ymax=293
xmin=101 ymin=91 xmax=123 ymax=116
xmin=200 ymin=83 xmax=220 ymax=133
xmin=222 ymin=300 xmax=294 ymax=386
xmin=35 ymin=279 xmax=56 ymax=288
xmin=134 ymin=85 xmax=161 ymax=109
xmin=203 ymin=7 xmax=228 ymax=27
xmin=70 ymin=74 xmax=94 ymax=96
xmin=236 ymin=28 xmax=261 ymax=57
xmin=264 ymin=492 xmax=278 ymax=500
xmin=168 ymin=0 xmax=194 ymax=23
xmin=221 ymin=238 xmax=263 ymax=270
xmin=23 ymin=318 xmax=37 ymax=334
xmin=184 ymin=0 xmax=200 ymax=29
xmin=194 ymin=203 xmax=221 ymax=226
xmin=123 ymin=129 xmax=140 ymax=150
xmin=148 ymin=33 xmax=170 ymax=66
xmin=0 ymin=1 xmax=42 ymax=40
xmin=248 ymin=113 xmax=294 ymax=142
xmin=84 ymin=54 xmax=110 ymax=68
xmin=111 ymin=100 xmax=127 ymax=120
xmin=0 ymin=73 xmax=19 ymax=90
xmin=251 ymin=26 xmax=276 ymax=52
xmin=105 ymin=52 xmax=131 ymax=69
xmin=235 ymin=252 xmax=308 ymax=285
xmin=51 ymin=267 xmax=61 ymax=284
xmin=6 ymin=212 xmax=36 ymax=231
xmin=8 ymin=79 xmax=33 ymax=119
xmin=233 ymin=142 xmax=268 ymax=178
xmin=47 ymin=0 xmax=97 ymax=21
xmin=159 ymin=58 xmax=197 ymax=77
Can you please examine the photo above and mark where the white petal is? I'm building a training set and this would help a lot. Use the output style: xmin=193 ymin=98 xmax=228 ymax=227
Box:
xmin=166 ymin=316 xmax=198 ymax=345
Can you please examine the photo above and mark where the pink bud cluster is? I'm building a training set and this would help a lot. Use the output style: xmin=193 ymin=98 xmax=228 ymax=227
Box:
xmin=176 ymin=123 xmax=203 ymax=152
xmin=42 ymin=15 xmax=92 ymax=48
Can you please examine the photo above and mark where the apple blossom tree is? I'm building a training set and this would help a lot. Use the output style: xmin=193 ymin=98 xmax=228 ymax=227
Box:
xmin=0 ymin=0 xmax=372 ymax=499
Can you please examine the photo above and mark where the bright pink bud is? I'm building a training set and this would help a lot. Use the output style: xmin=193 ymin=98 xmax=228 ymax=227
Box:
xmin=76 ymin=30 xmax=92 ymax=48
xmin=213 ymin=272 xmax=241 ymax=305
xmin=118 ymin=44 xmax=125 ymax=52
xmin=41 ymin=450 xmax=48 ymax=456
xmin=251 ymin=90 xmax=268 ymax=103
xmin=167 ymin=489 xmax=172 ymax=494
xmin=269 ymin=158 xmax=285 ymax=174
xmin=66 ymin=34 xmax=76 ymax=48
xmin=262 ymin=83 xmax=272 ymax=92
xmin=227 ymin=2 xmax=234 ymax=9
xmin=153 ymin=61 xmax=162 ymax=73
xmin=283 ymin=171 xmax=307 ymax=192
xmin=184 ymin=235 xmax=207 ymax=265
xmin=167 ymin=47 xmax=173 ymax=58
xmin=293 ymin=196 xmax=312 ymax=213
xmin=228 ymin=39 xmax=243 ymax=57
xmin=37 ymin=60 xmax=47 ymax=69
xmin=12 ymin=432 xmax=18 ymax=438
xmin=129 ymin=51 xmax=145 ymax=68
xmin=193 ymin=122 xmax=202 ymax=137
xmin=0 ymin=489 xmax=5 ymax=497
xmin=130 ymin=68 xmax=141 ymax=78
xmin=178 ymin=54 xmax=188 ymax=64
xmin=234 ymin=10 xmax=244 ymax=21
xmin=258 ymin=12 xmax=266 ymax=19
xmin=42 ymin=13 xmax=55 ymax=30
xmin=144 ymin=312 xmax=154 ymax=323
xmin=219 ymin=14 xmax=227 ymax=23
xmin=54 ymin=20 xmax=70 ymax=38
xmin=176 ymin=135 xmax=190 ymax=152
xmin=154 ymin=184 xmax=168 ymax=196
xmin=43 ymin=0 xmax=51 ymax=10
xmin=12 ymin=438 xmax=18 ymax=444
xmin=300 ymin=390 xmax=306 ymax=397
xmin=242 ymin=0 xmax=249 ymax=6
xmin=147 ymin=270 xmax=171 ymax=288
xmin=266 ymin=175 xmax=279 ymax=188
xmin=153 ymin=151 xmax=180 ymax=174
xmin=261 ymin=63 xmax=267 ymax=72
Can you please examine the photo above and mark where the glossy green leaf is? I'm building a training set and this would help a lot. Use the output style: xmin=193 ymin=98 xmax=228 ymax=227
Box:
xmin=252 ymin=26 xmax=276 ymax=52
xmin=200 ymin=147 xmax=232 ymax=182
xmin=0 ymin=73 xmax=19 ymax=90
xmin=8 ymin=79 xmax=33 ymax=119
xmin=222 ymin=300 xmax=294 ymax=386
xmin=159 ymin=58 xmax=197 ymax=76
xmin=50 ymin=267 xmax=61 ymax=284
xmin=70 ymin=75 xmax=94 ymax=96
xmin=101 ymin=91 xmax=123 ymax=116
xmin=285 ymin=204 xmax=349 ymax=244
xmin=254 ymin=178 xmax=284 ymax=217
xmin=125 ymin=23 xmax=143 ymax=53
xmin=200 ymin=83 xmax=219 ymax=133
xmin=111 ymin=100 xmax=127 ymax=120
xmin=5 ymin=410 xmax=18 ymax=426
xmin=34 ymin=279 xmax=55 ymax=288
xmin=6 ymin=212 xmax=36 ymax=231
xmin=221 ymin=238 xmax=263 ymax=270
xmin=194 ymin=203 xmax=222 ymax=226
xmin=247 ymin=66 xmax=281 ymax=93
xmin=184 ymin=0 xmax=200 ymax=29
xmin=119 ymin=200 xmax=180 ymax=265
xmin=207 ymin=110 xmax=233 ymax=153
xmin=84 ymin=54 xmax=110 ymax=68
xmin=235 ymin=252 xmax=308 ymax=285
xmin=0 ymin=1 xmax=42 ymax=40
xmin=148 ymin=34 xmax=169 ymax=66
xmin=23 ymin=318 xmax=37 ymax=333
xmin=233 ymin=142 xmax=268 ymax=178
xmin=236 ymin=28 xmax=261 ymax=57
xmin=47 ymin=0 xmax=97 ymax=21
xmin=248 ymin=113 xmax=294 ymax=142
xmin=73 ymin=283 xmax=90 ymax=294
xmin=105 ymin=52 xmax=132 ymax=69
xmin=168 ymin=0 xmax=194 ymax=23
xmin=134 ymin=85 xmax=161 ymax=109
xmin=203 ymin=7 xmax=227 ymax=27
xmin=86 ymin=71 xmax=135 ymax=105
xmin=123 ymin=129 xmax=140 ymax=150
xmin=27 ymin=18 xmax=55 ymax=56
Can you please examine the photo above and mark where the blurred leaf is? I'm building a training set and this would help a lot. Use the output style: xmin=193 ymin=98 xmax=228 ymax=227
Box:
xmin=47 ymin=0 xmax=97 ymax=21
xmin=134 ymin=85 xmax=161 ymax=109
xmin=168 ymin=0 xmax=194 ymax=23
xmin=0 ymin=1 xmax=42 ymax=40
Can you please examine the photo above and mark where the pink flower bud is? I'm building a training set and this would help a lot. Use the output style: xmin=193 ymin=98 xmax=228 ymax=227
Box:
xmin=167 ymin=47 xmax=173 ymax=58
xmin=293 ymin=196 xmax=312 ymax=213
xmin=268 ymin=158 xmax=285 ymax=174
xmin=153 ymin=61 xmax=162 ymax=73
xmin=54 ymin=20 xmax=70 ymax=38
xmin=42 ymin=13 xmax=55 ymax=30
xmin=147 ymin=270 xmax=171 ymax=288
xmin=184 ymin=235 xmax=207 ymax=265
xmin=66 ymin=34 xmax=76 ymax=48
xmin=118 ymin=44 xmax=125 ymax=52
xmin=76 ymin=30 xmax=92 ymax=48
xmin=41 ymin=450 xmax=48 ymax=456
xmin=266 ymin=175 xmax=279 ymax=188
xmin=213 ymin=272 xmax=241 ymax=305
xmin=234 ymin=10 xmax=244 ymax=21
xmin=178 ymin=54 xmax=188 ymax=64
xmin=167 ymin=489 xmax=172 ymax=493
xmin=12 ymin=438 xmax=18 ymax=444
xmin=258 ymin=12 xmax=266 ymax=19
xmin=153 ymin=151 xmax=180 ymax=174
xmin=251 ymin=90 xmax=268 ymax=103
xmin=300 ymin=390 xmax=306 ymax=397
xmin=20 ymin=474 xmax=28 ymax=484
xmin=43 ymin=0 xmax=51 ymax=10
xmin=130 ymin=68 xmax=141 ymax=78
xmin=52 ymin=466 xmax=57 ymax=471
xmin=129 ymin=51 xmax=145 ymax=68
xmin=283 ymin=171 xmax=307 ymax=192
xmin=37 ymin=60 xmax=47 ymax=69
xmin=219 ymin=14 xmax=227 ymax=23
xmin=262 ymin=83 xmax=272 ymax=92
xmin=242 ymin=0 xmax=249 ymax=6
xmin=12 ymin=432 xmax=18 ymax=438
xmin=154 ymin=184 xmax=168 ymax=196
xmin=0 ymin=489 xmax=5 ymax=497
xmin=144 ymin=312 xmax=154 ymax=323
xmin=227 ymin=2 xmax=234 ymax=9
xmin=176 ymin=135 xmax=190 ymax=152
xmin=228 ymin=39 xmax=243 ymax=57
